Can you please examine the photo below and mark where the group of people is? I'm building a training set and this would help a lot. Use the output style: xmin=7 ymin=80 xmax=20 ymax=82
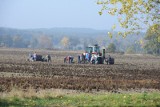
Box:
xmin=28 ymin=52 xmax=51 ymax=62
xmin=78 ymin=52 xmax=92 ymax=64
xmin=77 ymin=53 xmax=113 ymax=64
xmin=27 ymin=52 xmax=112 ymax=64
xmin=77 ymin=52 xmax=107 ymax=64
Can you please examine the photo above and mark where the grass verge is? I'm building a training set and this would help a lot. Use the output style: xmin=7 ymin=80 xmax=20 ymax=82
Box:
xmin=0 ymin=88 xmax=160 ymax=107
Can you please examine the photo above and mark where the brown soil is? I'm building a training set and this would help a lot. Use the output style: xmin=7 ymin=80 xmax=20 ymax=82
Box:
xmin=0 ymin=48 xmax=160 ymax=92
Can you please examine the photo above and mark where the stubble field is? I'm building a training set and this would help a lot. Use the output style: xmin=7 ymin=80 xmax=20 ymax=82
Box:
xmin=0 ymin=48 xmax=160 ymax=93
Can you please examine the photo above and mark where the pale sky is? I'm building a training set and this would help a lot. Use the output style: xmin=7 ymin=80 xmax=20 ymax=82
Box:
xmin=0 ymin=0 xmax=121 ymax=30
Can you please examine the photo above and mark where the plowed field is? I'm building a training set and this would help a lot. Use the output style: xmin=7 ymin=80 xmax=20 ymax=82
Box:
xmin=0 ymin=48 xmax=160 ymax=92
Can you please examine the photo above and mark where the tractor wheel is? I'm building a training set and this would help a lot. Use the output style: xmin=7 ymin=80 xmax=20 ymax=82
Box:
xmin=92 ymin=59 xmax=95 ymax=64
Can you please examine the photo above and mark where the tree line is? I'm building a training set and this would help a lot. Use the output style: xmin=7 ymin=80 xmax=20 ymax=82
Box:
xmin=0 ymin=27 xmax=159 ymax=55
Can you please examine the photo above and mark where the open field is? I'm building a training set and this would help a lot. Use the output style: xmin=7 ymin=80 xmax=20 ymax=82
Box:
xmin=0 ymin=48 xmax=160 ymax=93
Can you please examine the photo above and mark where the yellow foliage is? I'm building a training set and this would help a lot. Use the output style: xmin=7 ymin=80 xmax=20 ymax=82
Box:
xmin=99 ymin=11 xmax=103 ymax=15
xmin=123 ymin=32 xmax=127 ymax=38
xmin=118 ymin=32 xmax=122 ymax=36
xmin=61 ymin=36 xmax=70 ymax=48
xmin=108 ymin=32 xmax=113 ymax=38
xmin=158 ymin=36 xmax=160 ymax=43
xmin=97 ymin=1 xmax=103 ymax=4
xmin=140 ymin=39 xmax=143 ymax=45
xmin=112 ymin=24 xmax=116 ymax=29
xmin=97 ymin=0 xmax=159 ymax=38
xmin=138 ymin=0 xmax=143 ymax=5
xmin=110 ymin=0 xmax=118 ymax=4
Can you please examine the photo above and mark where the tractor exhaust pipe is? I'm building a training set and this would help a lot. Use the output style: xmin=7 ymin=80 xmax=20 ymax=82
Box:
xmin=102 ymin=48 xmax=105 ymax=62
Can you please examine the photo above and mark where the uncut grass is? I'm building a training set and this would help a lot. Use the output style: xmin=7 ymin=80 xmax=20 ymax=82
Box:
xmin=0 ymin=88 xmax=160 ymax=107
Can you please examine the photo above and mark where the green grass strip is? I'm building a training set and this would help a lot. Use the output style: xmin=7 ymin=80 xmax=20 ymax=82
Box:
xmin=0 ymin=92 xmax=160 ymax=107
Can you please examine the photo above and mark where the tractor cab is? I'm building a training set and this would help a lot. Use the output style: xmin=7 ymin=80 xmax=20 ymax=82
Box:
xmin=82 ymin=44 xmax=114 ymax=64
xmin=85 ymin=44 xmax=100 ymax=54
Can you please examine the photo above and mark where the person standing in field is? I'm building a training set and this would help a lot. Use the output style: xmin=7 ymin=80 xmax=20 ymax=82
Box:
xmin=33 ymin=52 xmax=37 ymax=61
xmin=78 ymin=55 xmax=81 ymax=63
xmin=106 ymin=55 xmax=111 ymax=65
xmin=85 ymin=53 xmax=89 ymax=62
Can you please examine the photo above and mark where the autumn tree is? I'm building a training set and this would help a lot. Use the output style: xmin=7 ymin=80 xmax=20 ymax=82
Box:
xmin=144 ymin=24 xmax=160 ymax=55
xmin=97 ymin=0 xmax=160 ymax=39
xmin=61 ymin=36 xmax=70 ymax=49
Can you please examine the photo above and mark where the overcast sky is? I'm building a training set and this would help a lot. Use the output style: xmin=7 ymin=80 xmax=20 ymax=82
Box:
xmin=0 ymin=0 xmax=122 ymax=30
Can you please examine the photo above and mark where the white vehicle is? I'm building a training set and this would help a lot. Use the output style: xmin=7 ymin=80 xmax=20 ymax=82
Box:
xmin=84 ymin=44 xmax=114 ymax=64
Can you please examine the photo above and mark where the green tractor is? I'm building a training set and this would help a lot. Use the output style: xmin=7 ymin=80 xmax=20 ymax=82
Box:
xmin=85 ymin=44 xmax=114 ymax=64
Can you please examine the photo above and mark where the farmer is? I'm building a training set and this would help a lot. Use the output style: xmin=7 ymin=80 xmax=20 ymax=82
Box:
xmin=91 ymin=54 xmax=97 ymax=64
xmin=85 ymin=53 xmax=89 ymax=62
xmin=28 ymin=53 xmax=34 ymax=61
xmin=106 ymin=55 xmax=111 ymax=65
xmin=64 ymin=56 xmax=74 ymax=63
xmin=82 ymin=53 xmax=86 ymax=63
xmin=78 ymin=55 xmax=81 ymax=63
xmin=69 ymin=56 xmax=74 ymax=63
xmin=64 ymin=57 xmax=67 ymax=63
xmin=46 ymin=54 xmax=51 ymax=62
xmin=33 ymin=52 xmax=37 ymax=61
xmin=89 ymin=52 xmax=92 ymax=62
